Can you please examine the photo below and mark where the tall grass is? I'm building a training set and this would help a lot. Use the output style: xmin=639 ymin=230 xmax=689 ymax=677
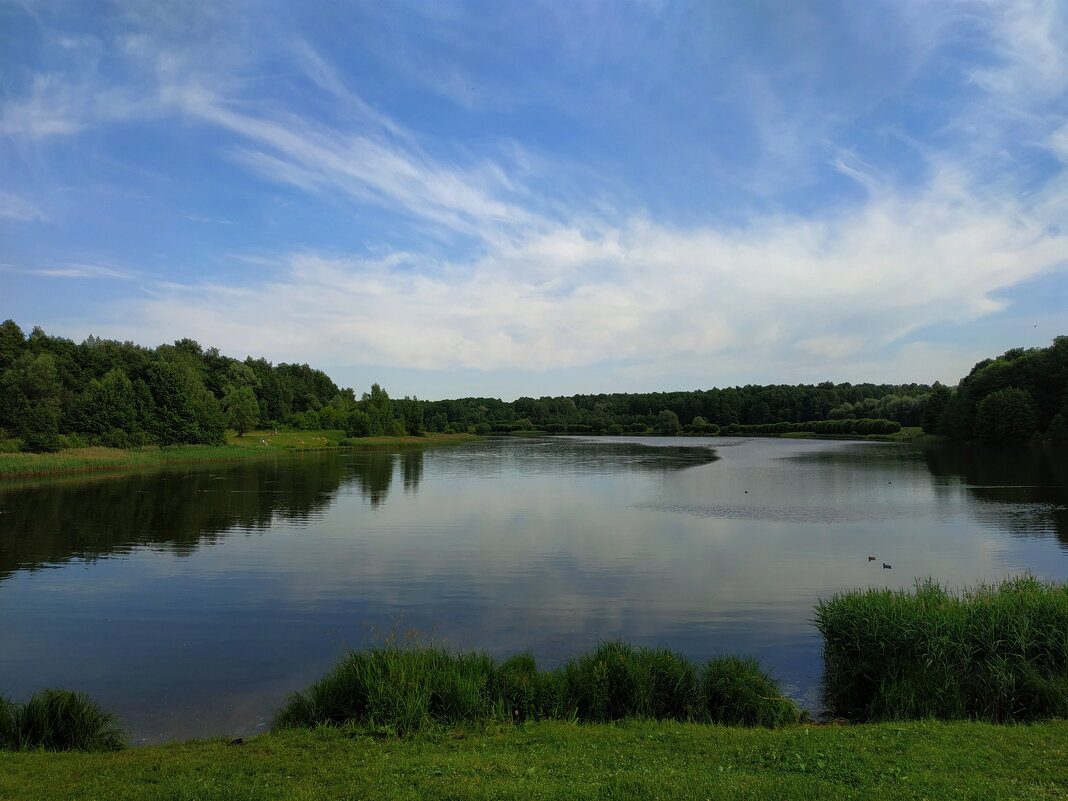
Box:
xmin=273 ymin=647 xmax=496 ymax=734
xmin=702 ymin=656 xmax=801 ymax=727
xmin=0 ymin=433 xmax=479 ymax=479
xmin=815 ymin=576 xmax=1068 ymax=722
xmin=273 ymin=641 xmax=800 ymax=733
xmin=0 ymin=689 xmax=125 ymax=752
xmin=555 ymin=641 xmax=704 ymax=722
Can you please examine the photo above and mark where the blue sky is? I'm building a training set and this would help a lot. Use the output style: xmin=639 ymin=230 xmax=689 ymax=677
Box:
xmin=2 ymin=0 xmax=1066 ymax=400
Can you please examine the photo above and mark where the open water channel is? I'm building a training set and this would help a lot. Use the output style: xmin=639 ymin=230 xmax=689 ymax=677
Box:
xmin=1 ymin=436 xmax=1066 ymax=743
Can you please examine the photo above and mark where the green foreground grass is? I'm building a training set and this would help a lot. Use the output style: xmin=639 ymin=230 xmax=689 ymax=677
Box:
xmin=0 ymin=431 xmax=478 ymax=478
xmin=3 ymin=719 xmax=1067 ymax=800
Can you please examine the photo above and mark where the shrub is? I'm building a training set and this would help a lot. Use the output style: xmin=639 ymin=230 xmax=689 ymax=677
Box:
xmin=0 ymin=689 xmax=125 ymax=752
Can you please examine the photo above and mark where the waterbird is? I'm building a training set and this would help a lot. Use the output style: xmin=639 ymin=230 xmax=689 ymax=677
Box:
xmin=868 ymin=556 xmax=876 ymax=561
xmin=883 ymin=563 xmax=892 ymax=569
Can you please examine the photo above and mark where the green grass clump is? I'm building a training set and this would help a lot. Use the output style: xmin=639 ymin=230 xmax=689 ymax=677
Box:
xmin=492 ymin=653 xmax=559 ymax=722
xmin=274 ymin=641 xmax=799 ymax=734
xmin=273 ymin=647 xmax=496 ymax=734
xmin=815 ymin=575 xmax=1068 ymax=722
xmin=0 ymin=689 xmax=125 ymax=752
xmin=702 ymin=656 xmax=801 ymax=727
xmin=556 ymin=641 xmax=704 ymax=722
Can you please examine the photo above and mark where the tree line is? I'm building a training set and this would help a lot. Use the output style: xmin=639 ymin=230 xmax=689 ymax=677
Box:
xmin=0 ymin=321 xmax=423 ymax=452
xmin=419 ymin=338 xmax=1066 ymax=446
xmin=922 ymin=337 xmax=1068 ymax=445
xmin=420 ymin=383 xmax=928 ymax=436
xmin=1 ymin=320 xmax=1063 ymax=452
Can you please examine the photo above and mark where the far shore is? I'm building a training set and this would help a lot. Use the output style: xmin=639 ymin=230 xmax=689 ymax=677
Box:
xmin=0 ymin=431 xmax=480 ymax=480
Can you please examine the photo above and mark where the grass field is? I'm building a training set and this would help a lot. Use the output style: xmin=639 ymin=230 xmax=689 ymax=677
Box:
xmin=2 ymin=719 xmax=1066 ymax=800
xmin=0 ymin=432 xmax=478 ymax=479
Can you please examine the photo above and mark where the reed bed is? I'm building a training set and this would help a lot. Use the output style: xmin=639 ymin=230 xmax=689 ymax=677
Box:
xmin=273 ymin=641 xmax=801 ymax=733
xmin=0 ymin=689 xmax=125 ymax=752
xmin=815 ymin=576 xmax=1068 ymax=722
xmin=0 ymin=433 xmax=479 ymax=478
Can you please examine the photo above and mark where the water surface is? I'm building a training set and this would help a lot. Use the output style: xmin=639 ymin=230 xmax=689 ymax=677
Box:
xmin=1 ymin=436 xmax=1065 ymax=742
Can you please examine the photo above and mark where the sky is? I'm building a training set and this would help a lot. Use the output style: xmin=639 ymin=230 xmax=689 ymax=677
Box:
xmin=1 ymin=0 xmax=1066 ymax=401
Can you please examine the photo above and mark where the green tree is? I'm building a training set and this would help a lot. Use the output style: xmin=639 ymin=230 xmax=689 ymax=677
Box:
xmin=2 ymin=352 xmax=63 ymax=451
xmin=397 ymin=396 xmax=425 ymax=436
xmin=70 ymin=368 xmax=138 ymax=437
xmin=363 ymin=383 xmax=394 ymax=436
xmin=0 ymin=319 xmax=26 ymax=372
xmin=143 ymin=362 xmax=200 ymax=445
xmin=222 ymin=385 xmax=259 ymax=435
xmin=1046 ymin=413 xmax=1068 ymax=445
xmin=344 ymin=408 xmax=373 ymax=438
xmin=655 ymin=409 xmax=682 ymax=435
xmin=974 ymin=387 xmax=1036 ymax=445
xmin=922 ymin=384 xmax=950 ymax=434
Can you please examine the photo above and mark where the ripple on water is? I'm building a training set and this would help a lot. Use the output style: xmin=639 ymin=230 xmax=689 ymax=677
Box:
xmin=638 ymin=501 xmax=939 ymax=524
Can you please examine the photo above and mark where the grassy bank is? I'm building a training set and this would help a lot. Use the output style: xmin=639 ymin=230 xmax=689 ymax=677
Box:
xmin=3 ymin=719 xmax=1067 ymax=800
xmin=0 ymin=432 xmax=478 ymax=479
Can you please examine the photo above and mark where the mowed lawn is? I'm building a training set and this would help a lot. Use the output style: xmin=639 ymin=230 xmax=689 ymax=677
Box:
xmin=3 ymin=720 xmax=1067 ymax=801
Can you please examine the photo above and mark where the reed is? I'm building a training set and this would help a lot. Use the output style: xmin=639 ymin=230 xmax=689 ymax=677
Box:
xmin=274 ymin=641 xmax=798 ymax=733
xmin=815 ymin=576 xmax=1068 ymax=722
xmin=493 ymin=653 xmax=559 ymax=722
xmin=0 ymin=689 xmax=125 ymax=752
xmin=555 ymin=641 xmax=704 ymax=722
xmin=273 ymin=646 xmax=496 ymax=734
xmin=702 ymin=656 xmax=802 ymax=727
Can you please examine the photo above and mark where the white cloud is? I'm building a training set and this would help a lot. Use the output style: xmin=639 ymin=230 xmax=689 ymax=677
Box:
xmin=34 ymin=263 xmax=136 ymax=280
xmin=166 ymin=82 xmax=538 ymax=239
xmin=968 ymin=0 xmax=1067 ymax=102
xmin=0 ymin=190 xmax=45 ymax=221
xmin=86 ymin=166 xmax=1064 ymax=386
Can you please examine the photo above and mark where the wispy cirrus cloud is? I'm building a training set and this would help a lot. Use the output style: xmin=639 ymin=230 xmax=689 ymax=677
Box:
xmin=2 ymin=262 xmax=136 ymax=280
xmin=91 ymin=166 xmax=1064 ymax=390
xmin=3 ymin=0 xmax=1066 ymax=396
xmin=0 ymin=189 xmax=46 ymax=221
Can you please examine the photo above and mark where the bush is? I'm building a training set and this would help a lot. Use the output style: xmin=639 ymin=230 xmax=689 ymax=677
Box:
xmin=0 ymin=689 xmax=125 ymax=752
xmin=815 ymin=576 xmax=1068 ymax=722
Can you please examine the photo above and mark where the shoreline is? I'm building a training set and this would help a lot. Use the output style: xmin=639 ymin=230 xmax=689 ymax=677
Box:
xmin=0 ymin=432 xmax=480 ymax=481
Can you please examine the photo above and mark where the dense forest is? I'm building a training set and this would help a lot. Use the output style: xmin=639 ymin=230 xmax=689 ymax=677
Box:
xmin=0 ymin=321 xmax=422 ymax=453
xmin=0 ymin=321 xmax=1064 ymax=452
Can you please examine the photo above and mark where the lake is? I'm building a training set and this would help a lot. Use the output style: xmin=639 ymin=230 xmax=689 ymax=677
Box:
xmin=1 ymin=436 xmax=1066 ymax=743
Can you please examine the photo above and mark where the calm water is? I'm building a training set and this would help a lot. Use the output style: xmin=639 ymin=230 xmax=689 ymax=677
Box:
xmin=1 ymin=436 xmax=1066 ymax=743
